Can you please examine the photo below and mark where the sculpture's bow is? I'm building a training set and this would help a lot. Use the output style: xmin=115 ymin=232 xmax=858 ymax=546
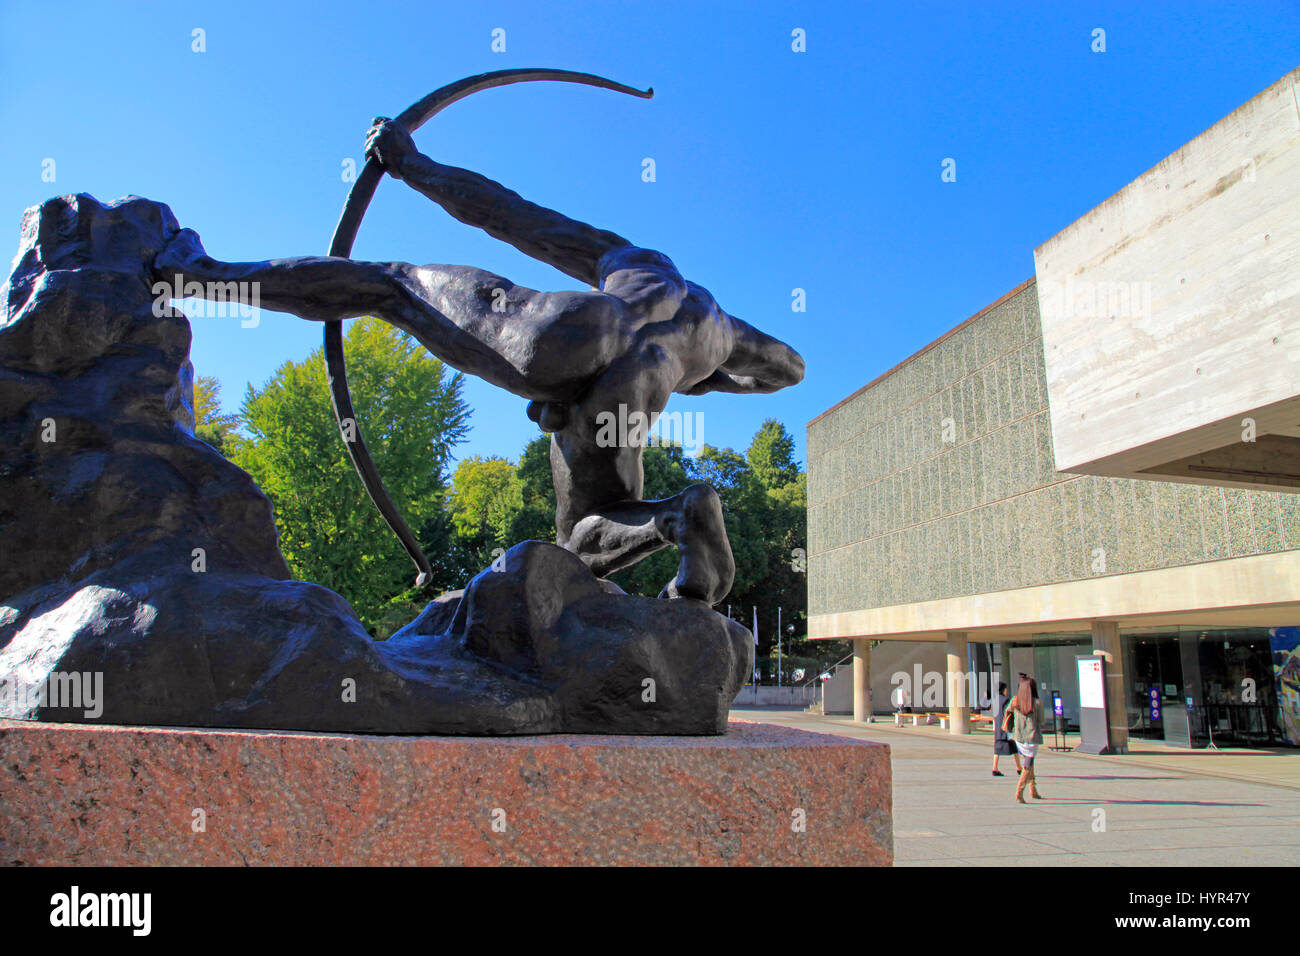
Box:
xmin=324 ymin=69 xmax=653 ymax=588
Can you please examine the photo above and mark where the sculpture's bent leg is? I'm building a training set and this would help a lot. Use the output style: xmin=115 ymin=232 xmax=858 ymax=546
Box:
xmin=563 ymin=483 xmax=735 ymax=605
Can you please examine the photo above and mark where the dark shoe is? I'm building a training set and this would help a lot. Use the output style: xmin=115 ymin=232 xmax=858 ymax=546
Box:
xmin=992 ymin=770 xmax=1004 ymax=776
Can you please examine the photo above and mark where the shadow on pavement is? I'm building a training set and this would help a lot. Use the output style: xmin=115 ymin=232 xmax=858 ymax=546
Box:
xmin=1040 ymin=798 xmax=1266 ymax=807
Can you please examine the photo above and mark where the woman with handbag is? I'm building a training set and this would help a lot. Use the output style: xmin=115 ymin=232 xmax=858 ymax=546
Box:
xmin=991 ymin=682 xmax=1022 ymax=777
xmin=1004 ymin=676 xmax=1046 ymax=802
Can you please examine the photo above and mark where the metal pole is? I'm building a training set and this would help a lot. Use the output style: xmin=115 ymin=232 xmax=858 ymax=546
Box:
xmin=777 ymin=606 xmax=782 ymax=688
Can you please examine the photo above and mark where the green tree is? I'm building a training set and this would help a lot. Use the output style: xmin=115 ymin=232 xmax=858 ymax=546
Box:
xmin=229 ymin=317 xmax=470 ymax=635
xmin=709 ymin=421 xmax=815 ymax=670
xmin=746 ymin=419 xmax=800 ymax=489
xmin=193 ymin=373 xmax=240 ymax=455
xmin=749 ymin=472 xmax=808 ymax=659
xmin=506 ymin=433 xmax=558 ymax=544
xmin=688 ymin=443 xmax=769 ymax=609
xmin=448 ymin=455 xmax=523 ymax=568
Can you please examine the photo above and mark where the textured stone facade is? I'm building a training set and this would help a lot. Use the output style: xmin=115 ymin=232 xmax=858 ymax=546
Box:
xmin=808 ymin=279 xmax=1300 ymax=618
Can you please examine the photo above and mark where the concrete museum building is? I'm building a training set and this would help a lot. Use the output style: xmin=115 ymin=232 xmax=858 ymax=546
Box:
xmin=808 ymin=66 xmax=1300 ymax=750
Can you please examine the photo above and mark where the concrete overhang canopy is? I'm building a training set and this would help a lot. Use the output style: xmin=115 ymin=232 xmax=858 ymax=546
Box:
xmin=1033 ymin=66 xmax=1300 ymax=493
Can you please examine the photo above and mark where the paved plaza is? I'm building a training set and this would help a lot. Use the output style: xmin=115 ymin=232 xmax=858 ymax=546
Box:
xmin=733 ymin=708 xmax=1300 ymax=866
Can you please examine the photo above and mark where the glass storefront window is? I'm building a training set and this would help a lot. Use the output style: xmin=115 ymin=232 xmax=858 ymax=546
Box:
xmin=997 ymin=626 xmax=1296 ymax=748
xmin=1122 ymin=626 xmax=1285 ymax=747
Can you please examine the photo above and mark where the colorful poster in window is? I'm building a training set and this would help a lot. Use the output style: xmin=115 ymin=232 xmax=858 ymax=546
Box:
xmin=1270 ymin=627 xmax=1300 ymax=746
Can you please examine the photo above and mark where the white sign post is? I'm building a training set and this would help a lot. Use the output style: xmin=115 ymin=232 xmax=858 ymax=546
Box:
xmin=1075 ymin=655 xmax=1113 ymax=754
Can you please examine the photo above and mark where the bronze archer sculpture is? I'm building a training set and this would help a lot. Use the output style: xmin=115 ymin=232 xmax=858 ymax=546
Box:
xmin=157 ymin=84 xmax=804 ymax=607
xmin=0 ymin=69 xmax=802 ymax=733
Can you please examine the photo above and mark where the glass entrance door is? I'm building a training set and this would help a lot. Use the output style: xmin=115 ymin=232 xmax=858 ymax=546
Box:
xmin=1127 ymin=633 xmax=1183 ymax=742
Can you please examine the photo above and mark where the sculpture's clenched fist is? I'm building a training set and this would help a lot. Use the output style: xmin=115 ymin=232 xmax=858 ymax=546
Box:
xmin=364 ymin=117 xmax=418 ymax=177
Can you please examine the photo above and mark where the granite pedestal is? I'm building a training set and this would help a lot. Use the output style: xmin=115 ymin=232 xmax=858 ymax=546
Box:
xmin=0 ymin=719 xmax=891 ymax=866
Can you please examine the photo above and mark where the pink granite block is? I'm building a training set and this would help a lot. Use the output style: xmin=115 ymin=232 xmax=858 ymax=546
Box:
xmin=0 ymin=718 xmax=891 ymax=866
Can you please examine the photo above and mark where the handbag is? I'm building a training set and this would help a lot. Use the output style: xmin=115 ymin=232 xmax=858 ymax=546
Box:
xmin=1001 ymin=705 xmax=1015 ymax=735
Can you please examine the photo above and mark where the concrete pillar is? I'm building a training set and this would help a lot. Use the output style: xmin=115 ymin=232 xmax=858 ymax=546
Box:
xmin=1177 ymin=631 xmax=1206 ymax=747
xmin=852 ymin=638 xmax=872 ymax=723
xmin=945 ymin=631 xmax=970 ymax=735
xmin=1090 ymin=621 xmax=1130 ymax=754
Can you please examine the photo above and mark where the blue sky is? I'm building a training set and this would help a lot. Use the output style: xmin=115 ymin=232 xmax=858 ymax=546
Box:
xmin=2 ymin=1 xmax=1296 ymax=469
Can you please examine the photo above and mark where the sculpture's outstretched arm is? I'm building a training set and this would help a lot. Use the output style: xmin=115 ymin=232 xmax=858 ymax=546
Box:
xmin=366 ymin=119 xmax=630 ymax=288
xmin=151 ymin=229 xmax=538 ymax=397
xmin=680 ymin=315 xmax=805 ymax=395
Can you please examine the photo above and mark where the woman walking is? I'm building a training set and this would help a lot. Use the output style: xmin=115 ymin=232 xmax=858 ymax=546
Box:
xmin=1004 ymin=676 xmax=1046 ymax=802
xmin=991 ymin=681 xmax=1022 ymax=778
